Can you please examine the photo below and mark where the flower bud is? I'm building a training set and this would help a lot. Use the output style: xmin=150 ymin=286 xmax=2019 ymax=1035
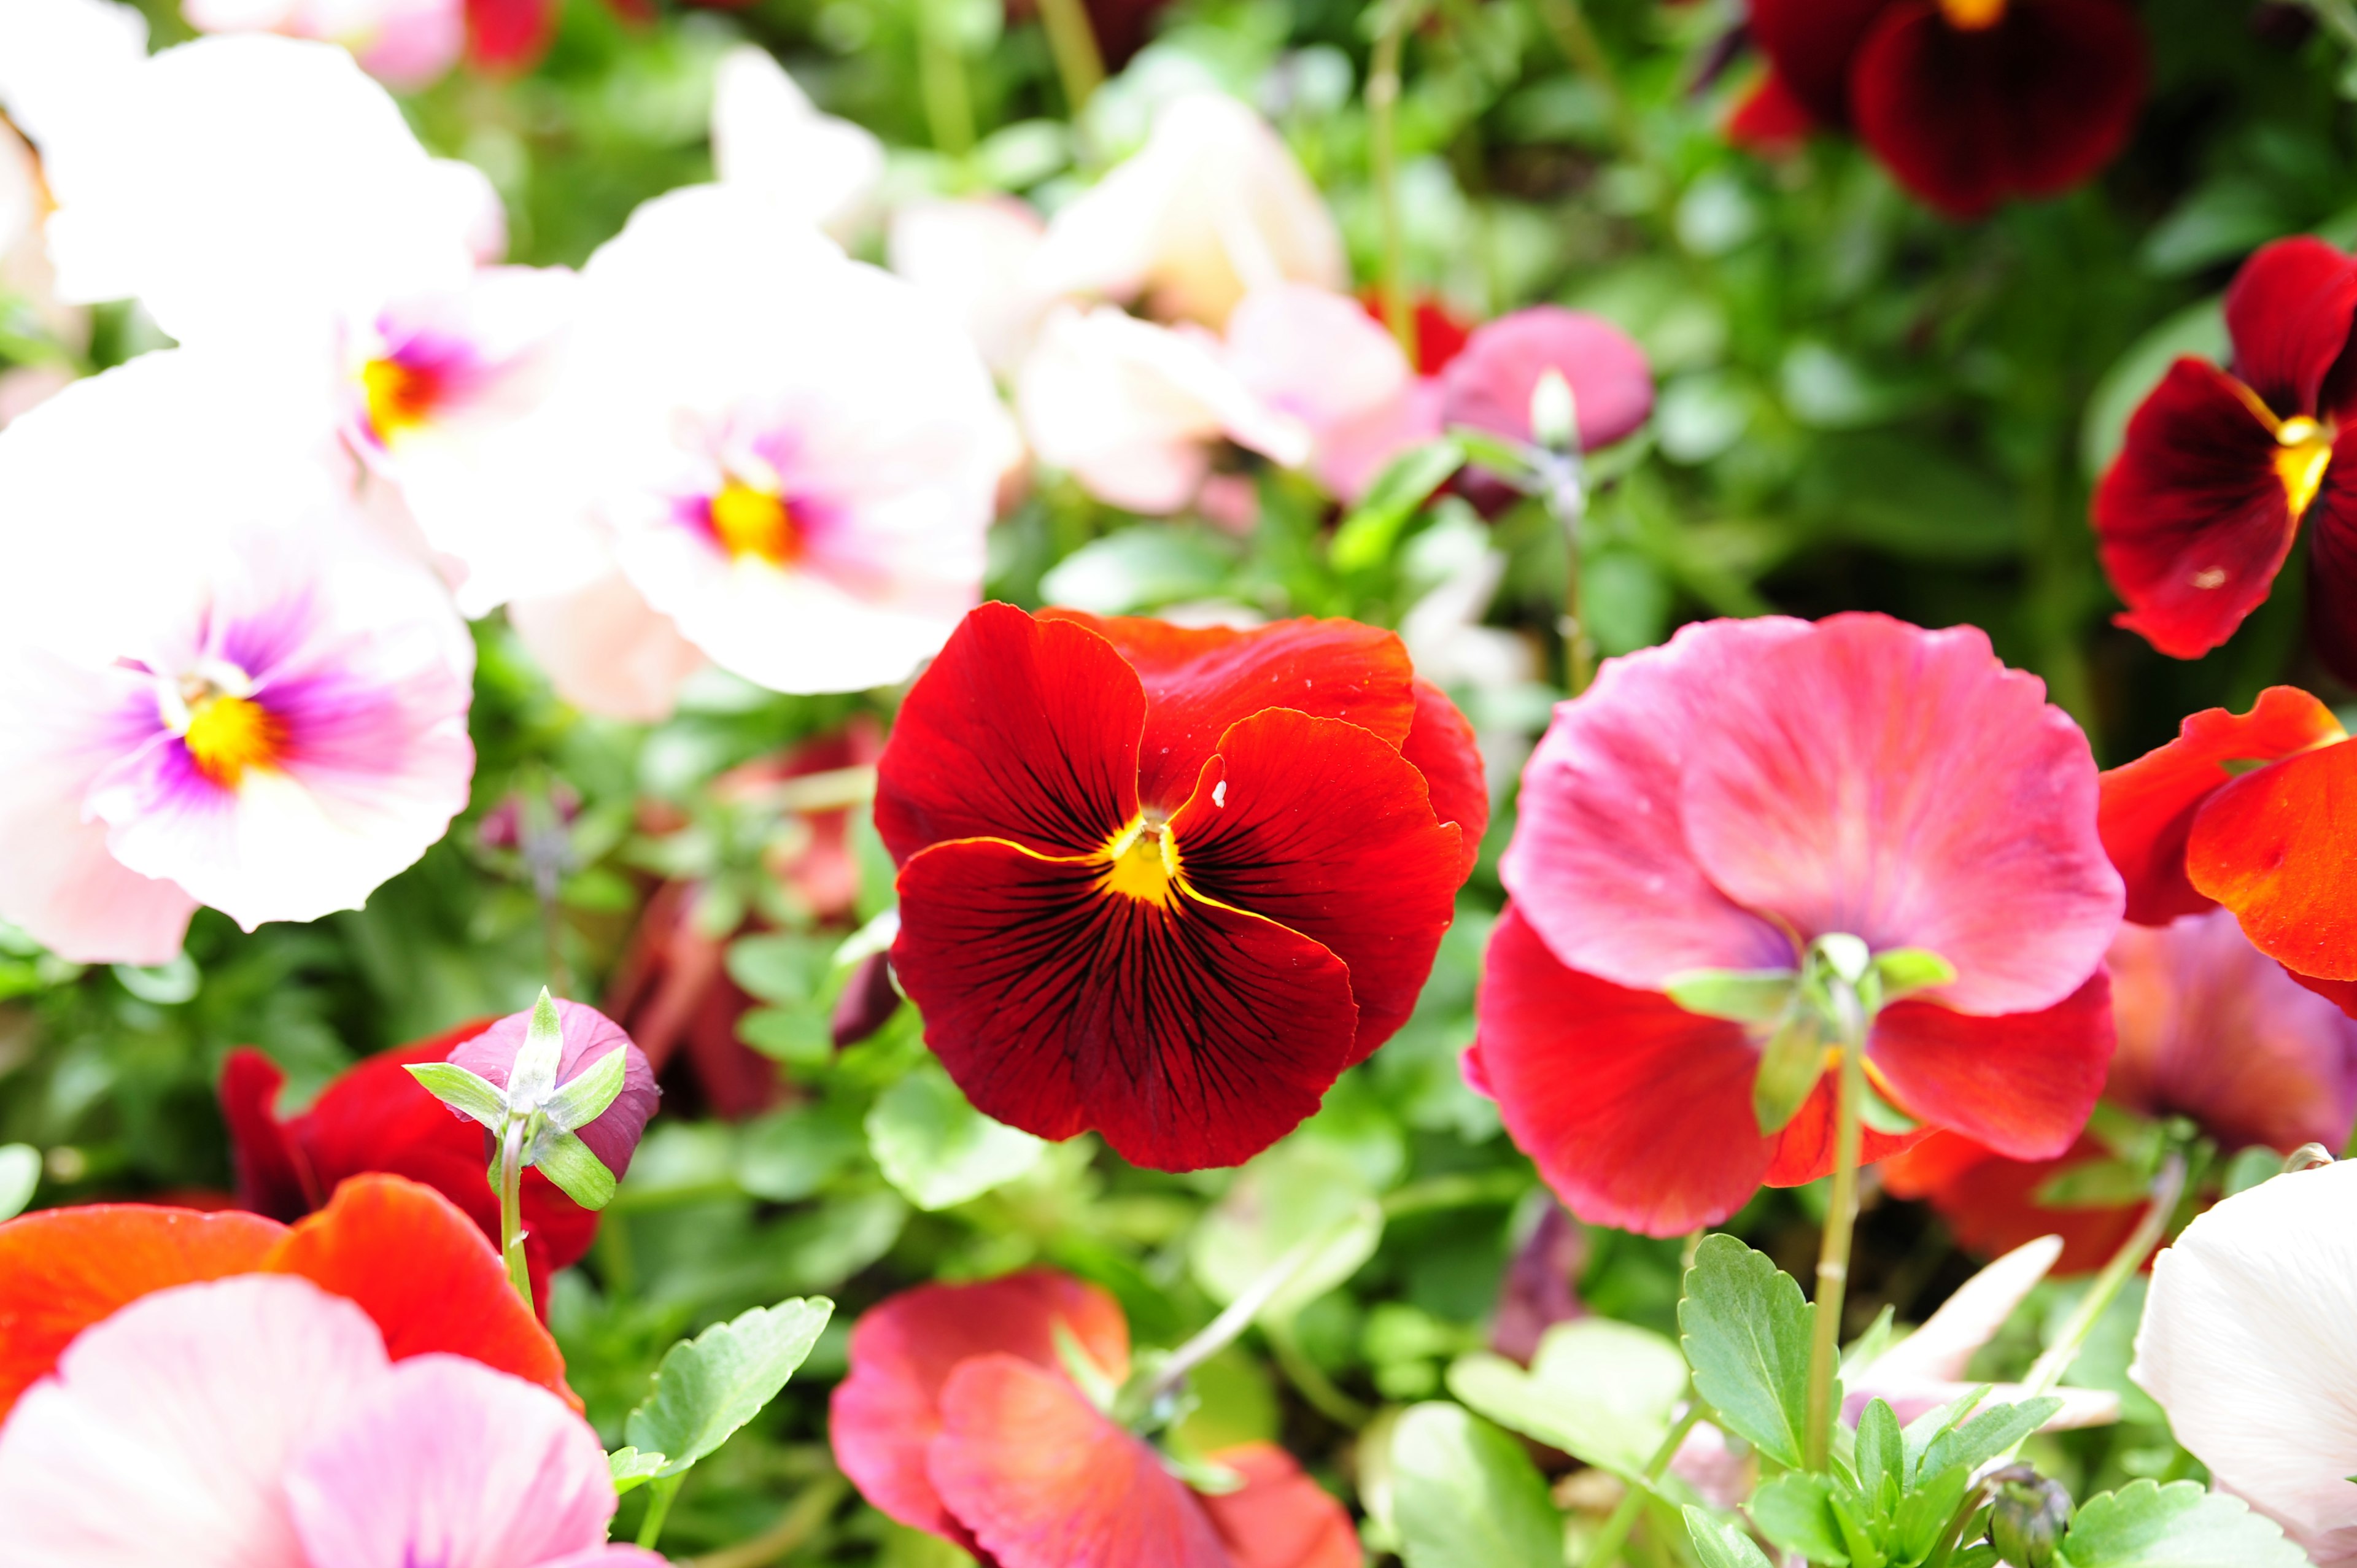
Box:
xmin=1987 ymin=1464 xmax=2073 ymax=1568
xmin=446 ymin=997 xmax=660 ymax=1185
xmin=830 ymin=951 xmax=904 ymax=1048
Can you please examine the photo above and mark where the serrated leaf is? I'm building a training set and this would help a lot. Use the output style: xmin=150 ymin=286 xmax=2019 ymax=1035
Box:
xmin=2060 ymin=1480 xmax=2308 ymax=1568
xmin=541 ymin=1044 xmax=627 ymax=1132
xmin=1330 ymin=439 xmax=1466 ymax=571
xmin=608 ymin=1446 xmax=668 ymax=1493
xmin=625 ymin=1297 xmax=835 ymax=1478
xmin=1921 ymin=1397 xmax=2061 ymax=1478
xmin=1856 ymin=1398 xmax=1902 ymax=1513
xmin=1390 ymin=1403 xmax=1563 ymax=1568
xmin=1894 ymin=1461 xmax=1969 ymax=1564
xmin=1665 ymin=967 xmax=1798 ymax=1024
xmin=865 ymin=1061 xmax=1046 ymax=1211
xmin=1686 ymin=1507 xmax=1775 ymax=1568
xmin=1679 ymin=1234 xmax=1820 ymax=1468
xmin=1754 ymin=1472 xmax=1850 ymax=1566
xmin=534 ymin=1127 xmax=617 ymax=1210
xmin=1446 ymin=1317 xmax=1687 ymax=1478
xmin=1754 ymin=1009 xmax=1828 ymax=1134
xmin=0 ymin=1143 xmax=37 ymax=1222
xmin=404 ymin=1062 xmax=509 ymax=1130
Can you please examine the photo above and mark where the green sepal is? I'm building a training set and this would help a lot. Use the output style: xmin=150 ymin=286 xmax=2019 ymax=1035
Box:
xmin=1870 ymin=948 xmax=1956 ymax=1002
xmin=533 ymin=1127 xmax=617 ymax=1210
xmin=1665 ymin=967 xmax=1800 ymax=1024
xmin=1328 ymin=438 xmax=1466 ymax=571
xmin=511 ymin=987 xmax=566 ymax=1104
xmin=404 ymin=1062 xmax=509 ymax=1132
xmin=1753 ymin=1008 xmax=1827 ymax=1135
xmin=1859 ymin=1079 xmax=1920 ymax=1136
xmin=541 ymin=1045 xmax=627 ymax=1134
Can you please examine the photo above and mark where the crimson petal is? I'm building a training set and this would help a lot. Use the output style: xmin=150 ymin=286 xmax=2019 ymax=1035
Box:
xmin=1198 ymin=1444 xmax=1363 ymax=1568
xmin=1864 ymin=975 xmax=2115 ymax=1162
xmin=2223 ymin=237 xmax=2357 ymax=421
xmin=892 ymin=838 xmax=1358 ymax=1170
xmin=1402 ymin=678 xmax=1489 ymax=879
xmin=1725 ymin=67 xmax=1821 ymax=154
xmin=2188 ymin=736 xmax=2357 ymax=983
xmin=1747 ymin=0 xmax=1894 ymax=125
xmin=876 ymin=603 xmax=1145 ymax=863
xmin=1760 ymin=1076 xmax=1928 ymax=1187
xmin=1170 ymin=709 xmax=1463 ymax=1064
xmin=2094 ymin=358 xmax=2299 ymax=660
xmin=2304 ymin=433 xmax=2357 ymax=686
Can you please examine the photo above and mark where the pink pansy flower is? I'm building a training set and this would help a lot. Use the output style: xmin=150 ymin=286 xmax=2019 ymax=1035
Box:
xmin=710 ymin=44 xmax=884 ymax=240
xmin=2134 ymin=1159 xmax=2357 ymax=1568
xmin=1026 ymin=91 xmax=1345 ymax=330
xmin=181 ymin=0 xmax=464 ymax=90
xmin=0 ymin=1273 xmax=660 ymax=1567
xmin=532 ymin=183 xmax=1010 ymax=696
xmin=1017 ymin=302 xmax=1310 ymax=515
xmin=0 ymin=352 xmax=474 ymax=964
xmin=1470 ymin=614 xmax=2124 ymax=1235
xmin=1225 ymin=283 xmax=1442 ymax=504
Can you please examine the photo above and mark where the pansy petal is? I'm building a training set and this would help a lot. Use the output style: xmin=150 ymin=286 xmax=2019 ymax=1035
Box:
xmin=2304 ymin=434 xmax=2357 ymax=686
xmin=1682 ymin=614 xmax=2121 ymax=1017
xmin=285 ymin=1354 xmax=615 ymax=1568
xmin=1170 ymin=709 xmax=1462 ymax=1061
xmin=2093 ymin=358 xmax=2299 ymax=662
xmin=508 ymin=571 xmax=708 ymax=724
xmin=1047 ymin=611 xmax=1418 ymax=813
xmin=1864 ymin=975 xmax=2114 ymax=1162
xmin=1503 ymin=617 xmax=1806 ymax=992
xmin=1760 ymin=1076 xmax=1929 ymax=1187
xmin=1725 ymin=67 xmax=1819 ymax=153
xmin=0 ymin=1274 xmax=388 ymax=1567
xmin=220 ymin=1046 xmax=319 ymax=1219
xmin=0 ymin=1203 xmax=285 ymax=1419
xmin=2223 ymin=237 xmax=2357 ymax=420
xmin=1402 ymin=678 xmax=1488 ymax=878
xmin=262 ymin=1173 xmax=573 ymax=1403
xmin=927 ymin=1354 xmax=1232 ymax=1568
xmin=1746 ymin=0 xmax=1891 ymax=124
xmin=1198 ymin=1443 xmax=1363 ymax=1568
xmin=1883 ymin=1131 xmax=2150 ymax=1273
xmin=831 ymin=1272 xmax=1130 ymax=1548
xmin=875 ymin=603 xmax=1145 ymax=862
xmin=2188 ymin=737 xmax=2357 ymax=982
xmin=2097 ymin=686 xmax=2344 ymax=925
xmin=892 ymin=837 xmax=1359 ymax=1171
xmin=1438 ymin=306 xmax=1655 ymax=452
xmin=1471 ymin=905 xmax=1771 ymax=1238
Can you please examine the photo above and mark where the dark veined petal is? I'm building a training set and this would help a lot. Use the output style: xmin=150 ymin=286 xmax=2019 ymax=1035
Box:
xmin=1748 ymin=0 xmax=1895 ymax=125
xmin=1847 ymin=0 xmax=2146 ymax=220
xmin=1864 ymin=975 xmax=2115 ymax=1162
xmin=892 ymin=838 xmax=1358 ymax=1171
xmin=1198 ymin=1444 xmax=1363 ymax=1568
xmin=2223 ymin=237 xmax=2357 ymax=422
xmin=1402 ymin=678 xmax=1488 ymax=879
xmin=2097 ymin=687 xmax=2346 ymax=925
xmin=2188 ymin=736 xmax=2357 ymax=983
xmin=2094 ymin=358 xmax=2302 ymax=661
xmin=1042 ymin=610 xmax=1418 ymax=814
xmin=831 ymin=1273 xmax=1131 ymax=1551
xmin=1170 ymin=709 xmax=1463 ymax=1064
xmin=1471 ymin=904 xmax=1772 ymax=1237
xmin=2304 ymin=430 xmax=2357 ymax=686
xmin=1881 ymin=1130 xmax=2144 ymax=1273
xmin=875 ymin=603 xmax=1145 ymax=863
xmin=927 ymin=1354 xmax=1233 ymax=1568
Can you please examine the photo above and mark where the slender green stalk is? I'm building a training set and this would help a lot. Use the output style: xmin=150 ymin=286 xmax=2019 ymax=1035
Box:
xmin=2022 ymin=1151 xmax=2188 ymax=1397
xmin=1034 ymin=0 xmax=1105 ymax=117
xmin=1803 ymin=987 xmax=1869 ymax=1471
xmin=637 ymin=1473 xmax=684 ymax=1551
xmin=1366 ymin=9 xmax=1414 ymax=361
xmin=497 ymin=1116 xmax=533 ymax=1314
xmin=1585 ymin=1405 xmax=1703 ymax=1568
xmin=1530 ymin=0 xmax=1641 ymax=161
xmin=1268 ymin=1323 xmax=1371 ymax=1428
xmin=687 ymin=1473 xmax=848 ymax=1568
xmin=916 ymin=0 xmax=975 ymax=157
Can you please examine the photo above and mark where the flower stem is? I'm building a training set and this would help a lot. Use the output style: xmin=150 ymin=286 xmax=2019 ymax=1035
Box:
xmin=637 ymin=1472 xmax=684 ymax=1551
xmin=2022 ymin=1151 xmax=2187 ymax=1397
xmin=1803 ymin=984 xmax=1868 ymax=1471
xmin=1367 ymin=6 xmax=1413 ymax=361
xmin=1034 ymin=0 xmax=1105 ymax=118
xmin=1585 ymin=1404 xmax=1703 ymax=1568
xmin=497 ymin=1116 xmax=533 ymax=1316
xmin=916 ymin=0 xmax=975 ymax=157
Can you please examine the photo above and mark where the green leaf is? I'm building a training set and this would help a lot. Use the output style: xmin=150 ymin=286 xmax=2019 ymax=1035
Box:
xmin=1446 ymin=1317 xmax=1688 ymax=1478
xmin=735 ymin=1105 xmax=863 ymax=1202
xmin=726 ymin=933 xmax=828 ymax=1008
xmin=1855 ymin=1398 xmax=1903 ymax=1513
xmin=1330 ymin=439 xmax=1467 ymax=571
xmin=404 ymin=1062 xmax=509 ymax=1131
xmin=624 ymin=1297 xmax=835 ymax=1479
xmin=533 ymin=1127 xmax=617 ymax=1210
xmin=2218 ymin=1145 xmax=2285 ymax=1198
xmin=1389 ymin=1403 xmax=1563 ymax=1568
xmin=2034 ymin=1161 xmax=2154 ymax=1209
xmin=1753 ymin=1008 xmax=1828 ymax=1135
xmin=1664 ymin=967 xmax=1798 ymax=1024
xmin=1686 ymin=1507 xmax=1775 ymax=1568
xmin=1921 ymin=1397 xmax=2062 ymax=1477
xmin=2059 ymin=1480 xmax=2309 ymax=1568
xmin=0 ymin=1143 xmax=37 ymax=1222
xmin=1830 ymin=1485 xmax=1887 ymax=1568
xmin=1870 ymin=948 xmax=1956 ymax=1002
xmin=1679 ymin=1234 xmax=1821 ymax=1468
xmin=1892 ymin=1461 xmax=1970 ymax=1564
xmin=1754 ymin=1472 xmax=1850 ymax=1566
xmin=1037 ymin=523 xmax=1240 ymax=614
xmin=865 ymin=1061 xmax=1047 ymax=1211
xmin=608 ymin=1446 xmax=668 ymax=1494
xmin=541 ymin=1044 xmax=627 ymax=1133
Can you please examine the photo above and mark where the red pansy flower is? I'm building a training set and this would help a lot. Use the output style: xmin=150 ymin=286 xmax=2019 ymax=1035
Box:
xmin=830 ymin=1271 xmax=1359 ymax=1568
xmin=2094 ymin=239 xmax=2357 ymax=682
xmin=1469 ymin=614 xmax=2124 ymax=1236
xmin=2095 ymin=684 xmax=2357 ymax=1003
xmin=0 ymin=1173 xmax=571 ymax=1421
xmin=1885 ymin=910 xmax=2357 ymax=1270
xmin=221 ymin=1022 xmax=600 ymax=1314
xmin=876 ymin=604 xmax=1484 ymax=1171
xmin=1744 ymin=0 xmax=2148 ymax=219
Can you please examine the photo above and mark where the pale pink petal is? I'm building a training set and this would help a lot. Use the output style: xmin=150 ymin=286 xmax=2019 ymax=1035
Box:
xmin=1867 ymin=1235 xmax=2063 ymax=1386
xmin=509 ymin=570 xmax=708 ymax=722
xmin=285 ymin=1354 xmax=617 ymax=1568
xmin=0 ymin=1275 xmax=390 ymax=1568
xmin=1313 ymin=378 xmax=1444 ymax=504
xmin=1440 ymin=306 xmax=1654 ymax=452
xmin=1225 ymin=283 xmax=1412 ymax=433
xmin=1680 ymin=614 xmax=2124 ymax=1015
xmin=888 ymin=196 xmax=1050 ymax=375
xmin=711 ymin=45 xmax=883 ymax=238
xmin=1501 ymin=617 xmax=1809 ymax=989
xmin=2133 ymin=1160 xmax=2357 ymax=1561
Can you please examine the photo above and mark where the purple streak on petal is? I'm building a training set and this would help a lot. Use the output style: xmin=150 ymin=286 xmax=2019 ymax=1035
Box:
xmin=447 ymin=999 xmax=661 ymax=1178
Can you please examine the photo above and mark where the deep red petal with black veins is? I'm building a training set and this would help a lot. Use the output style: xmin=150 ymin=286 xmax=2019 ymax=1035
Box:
xmin=1881 ymin=1131 xmax=2144 ymax=1273
xmin=2188 ymin=737 xmax=2357 ymax=983
xmin=1199 ymin=1444 xmax=1363 ymax=1568
xmin=2097 ymin=687 xmax=2346 ymax=925
xmin=1043 ymin=611 xmax=1418 ymax=814
xmin=263 ymin=1173 xmax=573 ymax=1405
xmin=1748 ymin=0 xmax=1894 ymax=125
xmin=927 ymin=1355 xmax=1233 ymax=1568
xmin=1725 ymin=68 xmax=1821 ymax=154
xmin=2094 ymin=358 xmax=2300 ymax=661
xmin=1471 ymin=904 xmax=1771 ymax=1237
xmin=1403 ymin=678 xmax=1488 ymax=879
xmin=2224 ymin=238 xmax=2357 ymax=421
xmin=1864 ymin=975 xmax=2114 ymax=1162
xmin=220 ymin=1046 xmax=317 ymax=1219
xmin=465 ymin=0 xmax=554 ymax=68
xmin=877 ymin=604 xmax=1145 ymax=863
xmin=1169 ymin=709 xmax=1463 ymax=1064
xmin=1760 ymin=1078 xmax=1928 ymax=1187
xmin=2305 ymin=433 xmax=2357 ymax=685
xmin=831 ymin=1272 xmax=1130 ymax=1550
xmin=892 ymin=838 xmax=1359 ymax=1170
xmin=1848 ymin=0 xmax=2146 ymax=220
xmin=0 ymin=1205 xmax=284 ymax=1419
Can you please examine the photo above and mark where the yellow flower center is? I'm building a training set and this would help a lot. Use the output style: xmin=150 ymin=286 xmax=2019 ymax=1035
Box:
xmin=1099 ymin=819 xmax=1180 ymax=908
xmin=2275 ymin=415 xmax=2335 ymax=520
xmin=709 ymin=481 xmax=799 ymax=564
xmin=184 ymin=693 xmax=282 ymax=787
xmin=1939 ymin=0 xmax=2007 ymax=28
xmin=360 ymin=357 xmax=438 ymax=444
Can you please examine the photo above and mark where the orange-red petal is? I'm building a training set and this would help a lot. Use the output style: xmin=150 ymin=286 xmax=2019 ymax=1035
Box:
xmin=2188 ymin=736 xmax=2357 ymax=982
xmin=1881 ymin=1130 xmax=2145 ymax=1273
xmin=1198 ymin=1443 xmax=1364 ymax=1568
